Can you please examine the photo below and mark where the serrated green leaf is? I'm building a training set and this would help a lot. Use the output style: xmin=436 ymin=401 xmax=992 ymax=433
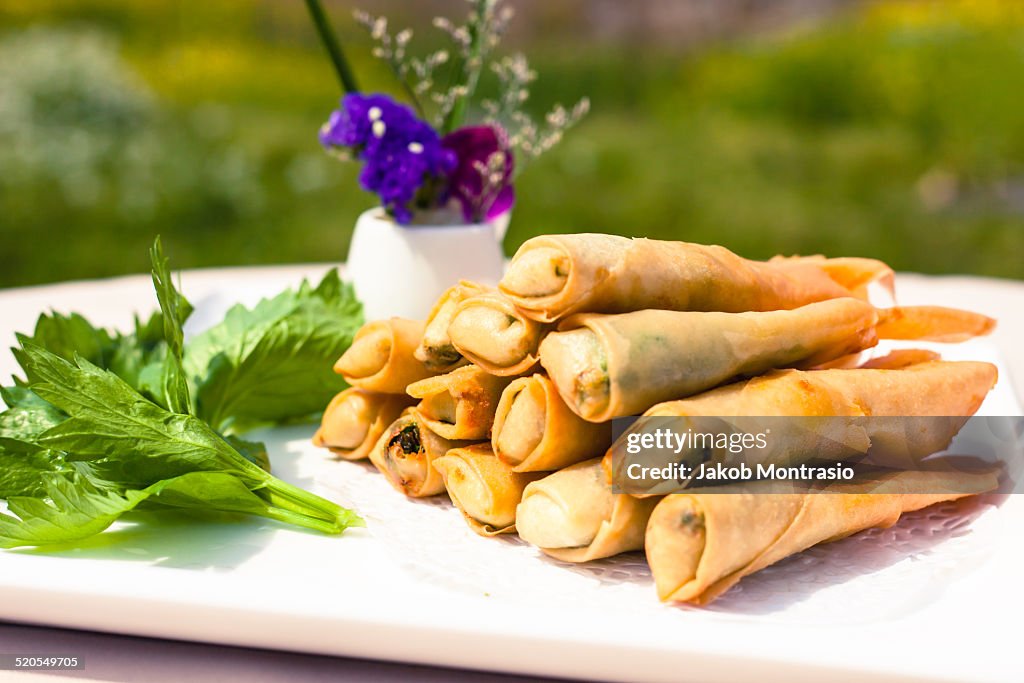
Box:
xmin=0 ymin=472 xmax=150 ymax=549
xmin=24 ymin=312 xmax=114 ymax=368
xmin=0 ymin=387 xmax=66 ymax=441
xmin=149 ymin=236 xmax=192 ymax=415
xmin=17 ymin=345 xmax=250 ymax=486
xmin=185 ymin=269 xmax=363 ymax=434
xmin=11 ymin=344 xmax=359 ymax=538
xmin=0 ymin=439 xmax=70 ymax=498
xmin=0 ymin=469 xmax=361 ymax=549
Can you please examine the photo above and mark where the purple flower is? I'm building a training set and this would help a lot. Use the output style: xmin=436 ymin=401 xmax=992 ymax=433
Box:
xmin=442 ymin=125 xmax=515 ymax=223
xmin=320 ymin=93 xmax=455 ymax=224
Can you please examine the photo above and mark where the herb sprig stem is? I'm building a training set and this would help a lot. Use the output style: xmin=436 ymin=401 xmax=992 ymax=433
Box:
xmin=305 ymin=0 xmax=360 ymax=94
xmin=444 ymin=0 xmax=489 ymax=133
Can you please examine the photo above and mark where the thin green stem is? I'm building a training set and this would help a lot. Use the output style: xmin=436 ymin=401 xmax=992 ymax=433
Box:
xmin=260 ymin=472 xmax=358 ymax=528
xmin=304 ymin=0 xmax=360 ymax=94
xmin=443 ymin=0 xmax=489 ymax=133
xmin=387 ymin=64 xmax=427 ymax=119
xmin=259 ymin=505 xmax=352 ymax=535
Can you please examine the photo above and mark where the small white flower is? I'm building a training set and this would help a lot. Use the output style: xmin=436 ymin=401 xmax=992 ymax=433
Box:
xmin=408 ymin=142 xmax=424 ymax=154
xmin=372 ymin=120 xmax=386 ymax=138
xmin=368 ymin=107 xmax=383 ymax=121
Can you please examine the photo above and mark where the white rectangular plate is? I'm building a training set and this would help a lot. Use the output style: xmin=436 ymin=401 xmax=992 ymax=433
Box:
xmin=0 ymin=278 xmax=1021 ymax=683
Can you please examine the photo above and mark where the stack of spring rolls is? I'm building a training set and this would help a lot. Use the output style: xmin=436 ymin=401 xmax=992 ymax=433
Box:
xmin=314 ymin=233 xmax=1000 ymax=605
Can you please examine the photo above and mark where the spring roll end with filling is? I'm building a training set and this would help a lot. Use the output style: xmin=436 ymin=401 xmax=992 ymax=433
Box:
xmin=538 ymin=327 xmax=610 ymax=421
xmin=434 ymin=445 xmax=543 ymax=535
xmin=408 ymin=365 xmax=513 ymax=440
xmin=493 ymin=374 xmax=614 ymax=472
xmin=334 ymin=318 xmax=431 ymax=392
xmin=370 ymin=410 xmax=466 ymax=497
xmin=492 ymin=380 xmax=545 ymax=466
xmin=313 ymin=389 xmax=412 ymax=460
xmin=448 ymin=295 xmax=544 ymax=374
xmin=644 ymin=495 xmax=708 ymax=600
xmin=313 ymin=389 xmax=373 ymax=450
xmin=415 ymin=282 xmax=489 ymax=371
xmin=500 ymin=243 xmax=571 ymax=299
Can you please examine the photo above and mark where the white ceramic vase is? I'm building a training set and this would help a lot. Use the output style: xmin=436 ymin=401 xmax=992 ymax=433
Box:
xmin=345 ymin=207 xmax=508 ymax=321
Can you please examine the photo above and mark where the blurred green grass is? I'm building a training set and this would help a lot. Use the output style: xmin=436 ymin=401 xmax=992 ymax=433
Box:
xmin=1 ymin=0 xmax=1023 ymax=287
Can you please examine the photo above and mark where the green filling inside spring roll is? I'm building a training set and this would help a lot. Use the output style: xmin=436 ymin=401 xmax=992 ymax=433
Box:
xmin=419 ymin=293 xmax=463 ymax=370
xmin=449 ymin=307 xmax=530 ymax=368
xmin=542 ymin=328 xmax=610 ymax=416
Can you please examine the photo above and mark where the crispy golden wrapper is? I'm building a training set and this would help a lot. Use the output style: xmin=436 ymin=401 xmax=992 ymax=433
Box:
xmin=335 ymin=318 xmax=434 ymax=393
xmin=492 ymin=374 xmax=611 ymax=472
xmin=407 ymin=364 xmax=515 ymax=440
xmin=369 ymin=409 xmax=473 ymax=498
xmin=646 ymin=470 xmax=998 ymax=605
xmin=313 ymin=388 xmax=415 ymax=461
xmin=448 ymin=291 xmax=551 ymax=376
xmin=500 ymin=233 xmax=893 ymax=323
xmin=516 ymin=459 xmax=661 ymax=562
xmin=433 ymin=444 xmax=544 ymax=536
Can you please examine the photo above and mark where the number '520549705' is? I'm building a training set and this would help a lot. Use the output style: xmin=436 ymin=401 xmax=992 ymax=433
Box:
xmin=1 ymin=656 xmax=83 ymax=670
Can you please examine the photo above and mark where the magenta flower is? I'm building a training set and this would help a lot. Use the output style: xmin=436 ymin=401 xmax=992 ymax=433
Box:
xmin=441 ymin=125 xmax=515 ymax=223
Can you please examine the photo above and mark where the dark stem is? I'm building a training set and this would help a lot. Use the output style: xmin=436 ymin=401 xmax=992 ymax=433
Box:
xmin=304 ymin=0 xmax=360 ymax=94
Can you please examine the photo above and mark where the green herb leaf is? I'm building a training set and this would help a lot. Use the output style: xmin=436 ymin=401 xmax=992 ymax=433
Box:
xmin=22 ymin=312 xmax=115 ymax=368
xmin=2 ymin=242 xmax=363 ymax=550
xmin=0 ymin=472 xmax=151 ymax=549
xmin=14 ymin=305 xmax=182 ymax=410
xmin=0 ymin=386 xmax=65 ymax=441
xmin=223 ymin=434 xmax=271 ymax=473
xmin=186 ymin=269 xmax=363 ymax=434
xmin=18 ymin=344 xmax=246 ymax=486
xmin=12 ymin=343 xmax=360 ymax=540
xmin=149 ymin=236 xmax=192 ymax=415
xmin=0 ymin=469 xmax=362 ymax=550
xmin=0 ymin=439 xmax=70 ymax=499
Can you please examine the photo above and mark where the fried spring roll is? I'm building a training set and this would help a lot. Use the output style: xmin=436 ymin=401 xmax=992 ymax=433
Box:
xmin=516 ymin=459 xmax=661 ymax=562
xmin=875 ymin=306 xmax=995 ymax=343
xmin=335 ymin=318 xmax=434 ymax=393
xmin=414 ymin=281 xmax=491 ymax=372
xmin=368 ymin=409 xmax=472 ymax=498
xmin=407 ymin=365 xmax=515 ymax=440
xmin=813 ymin=347 xmax=942 ymax=371
xmin=499 ymin=234 xmax=893 ymax=322
xmin=492 ymin=374 xmax=612 ymax=472
xmin=603 ymin=361 xmax=998 ymax=491
xmin=540 ymin=298 xmax=880 ymax=422
xmin=857 ymin=348 xmax=941 ymax=370
xmin=646 ymin=470 xmax=998 ymax=605
xmin=447 ymin=291 xmax=551 ymax=376
xmin=432 ymin=445 xmax=545 ymax=536
xmin=639 ymin=361 xmax=996 ymax=420
xmin=312 ymin=388 xmax=415 ymax=461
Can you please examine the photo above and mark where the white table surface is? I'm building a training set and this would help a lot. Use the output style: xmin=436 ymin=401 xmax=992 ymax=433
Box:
xmin=0 ymin=265 xmax=1021 ymax=683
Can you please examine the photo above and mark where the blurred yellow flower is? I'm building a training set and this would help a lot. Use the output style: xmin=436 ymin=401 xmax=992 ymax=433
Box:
xmin=864 ymin=0 xmax=1024 ymax=29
